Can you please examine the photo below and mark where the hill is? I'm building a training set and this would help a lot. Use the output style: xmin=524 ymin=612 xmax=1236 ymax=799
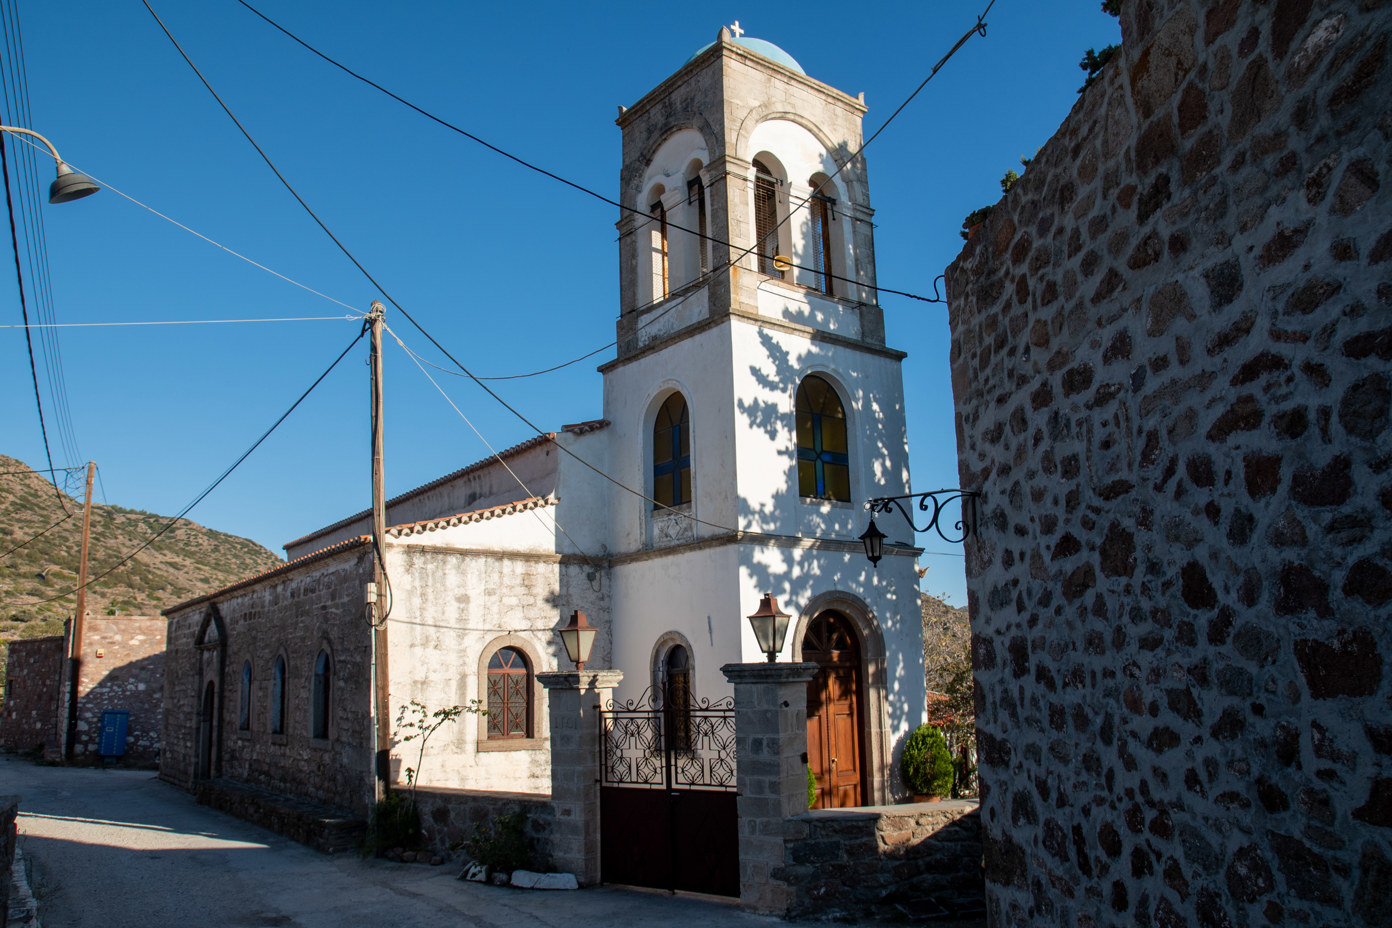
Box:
xmin=1 ymin=454 xmax=284 ymax=670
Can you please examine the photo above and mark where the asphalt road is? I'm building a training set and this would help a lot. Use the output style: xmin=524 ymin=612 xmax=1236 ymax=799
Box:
xmin=2 ymin=757 xmax=781 ymax=928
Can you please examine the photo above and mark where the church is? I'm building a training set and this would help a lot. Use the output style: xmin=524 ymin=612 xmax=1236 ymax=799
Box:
xmin=162 ymin=23 xmax=927 ymax=852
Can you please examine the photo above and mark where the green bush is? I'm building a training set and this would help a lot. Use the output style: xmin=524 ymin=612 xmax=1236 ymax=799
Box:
xmin=364 ymin=790 xmax=420 ymax=855
xmin=901 ymin=724 xmax=955 ymax=797
xmin=807 ymin=764 xmax=817 ymax=809
xmin=461 ymin=811 xmax=533 ymax=873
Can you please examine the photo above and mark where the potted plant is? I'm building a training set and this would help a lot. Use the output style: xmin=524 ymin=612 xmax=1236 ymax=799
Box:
xmin=901 ymin=723 xmax=955 ymax=801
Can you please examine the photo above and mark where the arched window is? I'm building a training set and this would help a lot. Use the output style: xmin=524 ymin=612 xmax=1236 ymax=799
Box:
xmin=238 ymin=661 xmax=252 ymax=732
xmin=796 ymin=375 xmax=850 ymax=501
xmin=270 ymin=655 xmax=286 ymax=735
xmin=653 ymin=393 xmax=692 ymax=508
xmin=753 ymin=159 xmax=782 ymax=278
xmin=663 ymin=644 xmax=693 ymax=751
xmin=487 ymin=647 xmax=531 ymax=739
xmin=312 ymin=650 xmax=331 ymax=739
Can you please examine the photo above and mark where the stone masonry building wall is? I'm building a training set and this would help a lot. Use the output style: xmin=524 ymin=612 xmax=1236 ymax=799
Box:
xmin=946 ymin=1 xmax=1391 ymax=925
xmin=0 ymin=635 xmax=64 ymax=755
xmin=162 ymin=544 xmax=375 ymax=817
xmin=71 ymin=615 xmax=166 ymax=766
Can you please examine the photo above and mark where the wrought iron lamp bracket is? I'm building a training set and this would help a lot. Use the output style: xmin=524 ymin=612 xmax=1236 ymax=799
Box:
xmin=864 ymin=489 xmax=981 ymax=544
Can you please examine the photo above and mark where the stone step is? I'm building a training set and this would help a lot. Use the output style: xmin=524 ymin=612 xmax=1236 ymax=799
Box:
xmin=195 ymin=778 xmax=367 ymax=854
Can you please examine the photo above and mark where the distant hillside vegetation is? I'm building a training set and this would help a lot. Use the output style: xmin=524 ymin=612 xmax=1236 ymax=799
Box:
xmin=1 ymin=454 xmax=284 ymax=675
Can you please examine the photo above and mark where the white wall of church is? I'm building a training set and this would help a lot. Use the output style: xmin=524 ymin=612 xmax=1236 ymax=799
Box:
xmin=382 ymin=542 xmax=610 ymax=796
xmin=608 ymin=543 xmax=742 ymax=708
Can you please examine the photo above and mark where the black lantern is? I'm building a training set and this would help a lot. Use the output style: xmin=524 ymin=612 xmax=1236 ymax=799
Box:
xmin=859 ymin=518 xmax=886 ymax=568
xmin=558 ymin=610 xmax=597 ymax=672
xmin=746 ymin=593 xmax=792 ymax=663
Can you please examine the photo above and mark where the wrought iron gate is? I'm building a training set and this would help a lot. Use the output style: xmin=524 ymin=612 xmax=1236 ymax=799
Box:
xmin=599 ymin=689 xmax=739 ymax=897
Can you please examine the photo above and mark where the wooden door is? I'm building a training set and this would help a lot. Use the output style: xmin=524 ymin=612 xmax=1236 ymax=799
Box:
xmin=804 ymin=612 xmax=864 ymax=808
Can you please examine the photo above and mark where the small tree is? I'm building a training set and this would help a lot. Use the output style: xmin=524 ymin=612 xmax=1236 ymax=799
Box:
xmin=395 ymin=698 xmax=483 ymax=807
xmin=901 ymin=724 xmax=955 ymax=798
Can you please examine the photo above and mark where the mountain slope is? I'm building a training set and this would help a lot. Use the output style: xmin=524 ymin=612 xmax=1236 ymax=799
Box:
xmin=1 ymin=453 xmax=284 ymax=650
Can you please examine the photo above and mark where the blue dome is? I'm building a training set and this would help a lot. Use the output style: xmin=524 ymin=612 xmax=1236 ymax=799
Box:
xmin=688 ymin=35 xmax=806 ymax=75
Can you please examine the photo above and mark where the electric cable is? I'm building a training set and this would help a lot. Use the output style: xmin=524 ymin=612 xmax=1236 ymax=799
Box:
xmin=234 ymin=0 xmax=950 ymax=307
xmin=390 ymin=322 xmax=620 ymax=563
xmin=1 ymin=131 xmax=67 ymax=514
xmin=0 ymin=509 xmax=75 ymax=561
xmin=148 ymin=0 xmax=987 ymax=529
xmin=1 ymin=0 xmax=83 ymax=468
xmin=2 ymin=315 xmax=358 ymax=328
xmin=0 ymin=129 xmax=368 ymax=317
xmin=15 ymin=323 xmax=368 ymax=607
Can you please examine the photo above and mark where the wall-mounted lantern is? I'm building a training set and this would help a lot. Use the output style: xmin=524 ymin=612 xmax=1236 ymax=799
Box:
xmin=859 ymin=519 xmax=886 ymax=568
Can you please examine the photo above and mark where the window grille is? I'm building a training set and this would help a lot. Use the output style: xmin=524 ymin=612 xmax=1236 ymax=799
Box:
xmin=688 ymin=177 xmax=708 ymax=274
xmin=809 ymin=193 xmax=835 ymax=295
xmin=796 ymin=375 xmax=851 ymax=501
xmin=753 ymin=160 xmax=781 ymax=278
xmin=238 ymin=661 xmax=251 ymax=731
xmin=312 ymin=651 xmax=331 ymax=739
xmin=487 ymin=647 xmax=531 ymax=739
xmin=652 ymin=199 xmax=669 ymax=299
xmin=653 ymin=393 xmax=692 ymax=508
xmin=270 ymin=655 xmax=286 ymax=735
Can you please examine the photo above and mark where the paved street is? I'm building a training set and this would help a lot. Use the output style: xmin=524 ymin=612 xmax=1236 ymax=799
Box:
xmin=2 ymin=757 xmax=781 ymax=928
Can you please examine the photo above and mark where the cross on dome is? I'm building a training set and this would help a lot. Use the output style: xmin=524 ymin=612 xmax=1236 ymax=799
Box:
xmin=728 ymin=21 xmax=744 ymax=38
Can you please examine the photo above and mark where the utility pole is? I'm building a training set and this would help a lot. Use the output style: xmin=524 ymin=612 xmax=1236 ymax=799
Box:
xmin=65 ymin=460 xmax=95 ymax=760
xmin=368 ymin=302 xmax=391 ymax=799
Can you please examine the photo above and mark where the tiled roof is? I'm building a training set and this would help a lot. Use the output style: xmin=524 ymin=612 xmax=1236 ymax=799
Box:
xmin=163 ymin=535 xmax=372 ymax=616
xmin=386 ymin=494 xmax=559 ymax=538
xmin=283 ymin=422 xmax=606 ymax=551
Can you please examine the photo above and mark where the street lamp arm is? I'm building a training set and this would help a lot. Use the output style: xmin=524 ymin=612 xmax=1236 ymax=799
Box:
xmin=865 ymin=489 xmax=981 ymax=544
xmin=0 ymin=125 xmax=64 ymax=163
xmin=0 ymin=125 xmax=100 ymax=204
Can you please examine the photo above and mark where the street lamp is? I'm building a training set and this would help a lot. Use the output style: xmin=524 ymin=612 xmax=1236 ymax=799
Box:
xmin=557 ymin=610 xmax=597 ymax=672
xmin=0 ymin=125 xmax=100 ymax=203
xmin=746 ymin=593 xmax=792 ymax=663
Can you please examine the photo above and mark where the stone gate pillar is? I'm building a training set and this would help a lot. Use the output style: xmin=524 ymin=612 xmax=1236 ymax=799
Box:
xmin=537 ymin=669 xmax=622 ymax=885
xmin=721 ymin=661 xmax=819 ymax=914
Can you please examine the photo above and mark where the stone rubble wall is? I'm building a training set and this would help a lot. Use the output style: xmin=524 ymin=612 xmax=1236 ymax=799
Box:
xmin=413 ymin=786 xmax=555 ymax=863
xmin=0 ymin=636 xmax=64 ymax=755
xmin=945 ymin=1 xmax=1391 ymax=925
xmin=71 ymin=616 xmax=165 ymax=766
xmin=776 ymin=802 xmax=983 ymax=919
xmin=162 ymin=546 xmax=375 ymax=817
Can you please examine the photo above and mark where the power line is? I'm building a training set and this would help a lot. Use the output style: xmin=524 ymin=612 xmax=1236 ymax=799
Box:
xmin=1 ymin=315 xmax=358 ymax=328
xmin=1 ymin=132 xmax=66 ymax=514
xmin=1 ymin=0 xmax=83 ymax=468
xmin=15 ymin=323 xmax=368 ymax=607
xmin=234 ymin=0 xmax=948 ymax=307
xmin=0 ymin=509 xmax=74 ymax=561
xmin=147 ymin=0 xmax=986 ymax=526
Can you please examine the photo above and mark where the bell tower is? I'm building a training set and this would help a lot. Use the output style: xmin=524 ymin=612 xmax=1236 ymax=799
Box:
xmin=613 ymin=25 xmax=884 ymax=358
xmin=599 ymin=28 xmax=924 ymax=808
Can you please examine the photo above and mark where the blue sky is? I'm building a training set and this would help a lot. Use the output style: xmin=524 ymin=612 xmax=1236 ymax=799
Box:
xmin=1 ymin=1 xmax=1120 ymax=606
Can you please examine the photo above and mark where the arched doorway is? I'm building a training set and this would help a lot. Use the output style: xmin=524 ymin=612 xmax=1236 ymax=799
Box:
xmin=804 ymin=611 xmax=864 ymax=808
xmin=197 ymin=681 xmax=216 ymax=780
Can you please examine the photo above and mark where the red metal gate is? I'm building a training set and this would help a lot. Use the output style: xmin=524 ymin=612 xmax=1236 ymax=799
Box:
xmin=599 ymin=690 xmax=738 ymax=897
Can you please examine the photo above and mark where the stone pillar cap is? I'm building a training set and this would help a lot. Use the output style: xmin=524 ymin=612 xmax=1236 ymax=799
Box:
xmin=720 ymin=661 xmax=819 ymax=685
xmin=536 ymin=669 xmax=625 ymax=691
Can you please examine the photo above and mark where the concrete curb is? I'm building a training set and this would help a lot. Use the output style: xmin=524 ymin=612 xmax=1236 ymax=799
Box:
xmin=7 ymin=849 xmax=39 ymax=928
